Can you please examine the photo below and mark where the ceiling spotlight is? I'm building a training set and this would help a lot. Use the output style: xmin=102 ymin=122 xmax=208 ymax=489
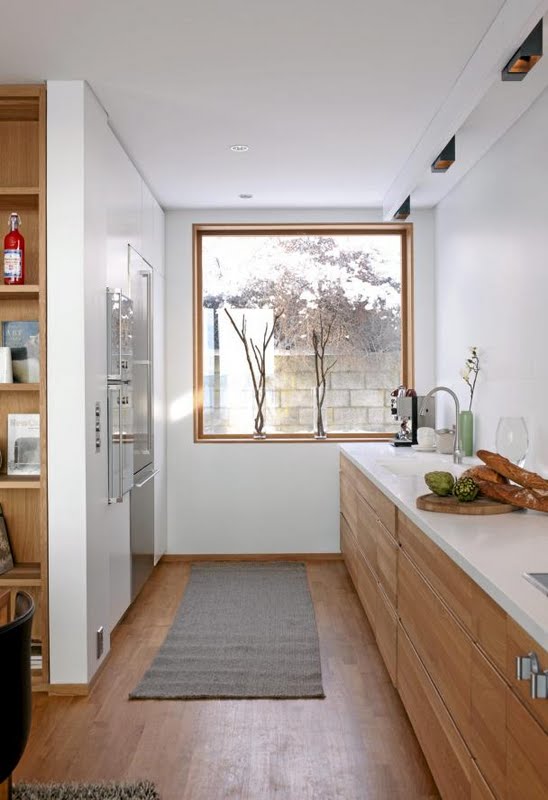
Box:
xmin=230 ymin=144 xmax=249 ymax=152
xmin=239 ymin=194 xmax=253 ymax=199
xmin=393 ymin=196 xmax=410 ymax=220
xmin=431 ymin=136 xmax=455 ymax=173
xmin=502 ymin=20 xmax=543 ymax=81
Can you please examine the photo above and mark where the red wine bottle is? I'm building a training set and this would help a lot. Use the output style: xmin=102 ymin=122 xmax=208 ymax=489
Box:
xmin=3 ymin=213 xmax=25 ymax=285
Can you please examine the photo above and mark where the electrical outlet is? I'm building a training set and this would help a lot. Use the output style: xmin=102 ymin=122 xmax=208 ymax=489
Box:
xmin=96 ymin=626 xmax=104 ymax=659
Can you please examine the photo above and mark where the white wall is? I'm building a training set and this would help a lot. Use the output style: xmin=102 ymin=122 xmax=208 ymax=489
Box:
xmin=47 ymin=82 xmax=88 ymax=684
xmin=165 ymin=208 xmax=435 ymax=555
xmin=48 ymin=81 xmax=165 ymax=684
xmin=435 ymin=86 xmax=548 ymax=474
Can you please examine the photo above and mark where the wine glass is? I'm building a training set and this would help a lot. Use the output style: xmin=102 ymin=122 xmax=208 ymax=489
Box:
xmin=495 ymin=417 xmax=529 ymax=466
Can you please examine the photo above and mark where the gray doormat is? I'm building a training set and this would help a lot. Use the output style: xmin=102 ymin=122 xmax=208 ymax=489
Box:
xmin=13 ymin=782 xmax=159 ymax=799
xmin=130 ymin=562 xmax=324 ymax=700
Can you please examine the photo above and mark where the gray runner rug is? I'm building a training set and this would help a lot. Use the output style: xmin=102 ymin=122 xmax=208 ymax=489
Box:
xmin=130 ymin=562 xmax=324 ymax=699
xmin=13 ymin=782 xmax=159 ymax=799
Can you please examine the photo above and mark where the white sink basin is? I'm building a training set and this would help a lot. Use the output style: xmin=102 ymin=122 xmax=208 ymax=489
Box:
xmin=376 ymin=456 xmax=467 ymax=478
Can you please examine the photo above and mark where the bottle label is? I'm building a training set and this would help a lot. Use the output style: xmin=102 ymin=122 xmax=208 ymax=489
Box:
xmin=4 ymin=249 xmax=22 ymax=280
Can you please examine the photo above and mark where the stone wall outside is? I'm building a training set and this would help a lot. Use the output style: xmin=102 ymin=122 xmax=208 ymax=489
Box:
xmin=203 ymin=350 xmax=401 ymax=435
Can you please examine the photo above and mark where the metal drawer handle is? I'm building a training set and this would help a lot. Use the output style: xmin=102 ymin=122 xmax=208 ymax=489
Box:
xmin=516 ymin=652 xmax=539 ymax=681
xmin=531 ymin=670 xmax=548 ymax=700
xmin=134 ymin=468 xmax=159 ymax=489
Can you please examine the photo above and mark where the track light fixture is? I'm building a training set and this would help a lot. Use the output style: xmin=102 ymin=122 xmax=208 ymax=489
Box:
xmin=502 ymin=20 xmax=543 ymax=81
xmin=393 ymin=196 xmax=410 ymax=220
xmin=431 ymin=136 xmax=455 ymax=173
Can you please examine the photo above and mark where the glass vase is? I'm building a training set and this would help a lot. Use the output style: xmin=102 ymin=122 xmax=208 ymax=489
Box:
xmin=313 ymin=388 xmax=327 ymax=439
xmin=459 ymin=410 xmax=474 ymax=457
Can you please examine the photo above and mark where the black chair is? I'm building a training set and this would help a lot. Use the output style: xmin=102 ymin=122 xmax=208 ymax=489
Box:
xmin=0 ymin=591 xmax=35 ymax=800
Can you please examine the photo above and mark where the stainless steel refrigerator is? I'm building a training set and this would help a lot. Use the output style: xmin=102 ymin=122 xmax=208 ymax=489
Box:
xmin=107 ymin=289 xmax=134 ymax=503
xmin=128 ymin=246 xmax=157 ymax=601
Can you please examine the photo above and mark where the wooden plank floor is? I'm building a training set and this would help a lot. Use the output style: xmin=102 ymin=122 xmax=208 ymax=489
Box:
xmin=17 ymin=561 xmax=439 ymax=800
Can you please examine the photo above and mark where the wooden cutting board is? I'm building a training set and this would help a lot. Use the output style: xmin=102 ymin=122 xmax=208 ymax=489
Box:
xmin=416 ymin=493 xmax=520 ymax=515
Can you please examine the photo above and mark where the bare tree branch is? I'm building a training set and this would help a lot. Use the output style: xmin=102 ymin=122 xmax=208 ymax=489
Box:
xmin=224 ymin=308 xmax=282 ymax=437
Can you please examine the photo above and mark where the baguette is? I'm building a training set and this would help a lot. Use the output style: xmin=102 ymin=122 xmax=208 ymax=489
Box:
xmin=476 ymin=450 xmax=548 ymax=493
xmin=475 ymin=478 xmax=548 ymax=512
xmin=461 ymin=466 xmax=508 ymax=485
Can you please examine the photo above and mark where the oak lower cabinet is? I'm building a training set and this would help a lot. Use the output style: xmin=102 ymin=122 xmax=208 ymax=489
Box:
xmin=339 ymin=455 xmax=397 ymax=684
xmin=398 ymin=626 xmax=472 ymax=800
xmin=339 ymin=454 xmax=548 ymax=800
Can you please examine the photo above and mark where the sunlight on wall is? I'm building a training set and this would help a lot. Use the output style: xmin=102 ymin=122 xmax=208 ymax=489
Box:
xmin=169 ymin=392 xmax=194 ymax=421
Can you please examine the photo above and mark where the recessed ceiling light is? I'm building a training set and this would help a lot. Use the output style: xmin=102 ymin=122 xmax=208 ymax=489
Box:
xmin=239 ymin=194 xmax=253 ymax=199
xmin=230 ymin=144 xmax=249 ymax=152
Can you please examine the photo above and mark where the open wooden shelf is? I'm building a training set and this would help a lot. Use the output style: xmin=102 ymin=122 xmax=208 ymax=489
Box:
xmin=0 ymin=83 xmax=48 ymax=690
xmin=0 ymin=475 xmax=41 ymax=489
xmin=0 ymin=284 xmax=39 ymax=299
xmin=0 ymin=187 xmax=39 ymax=196
xmin=0 ymin=562 xmax=41 ymax=586
xmin=0 ymin=383 xmax=39 ymax=392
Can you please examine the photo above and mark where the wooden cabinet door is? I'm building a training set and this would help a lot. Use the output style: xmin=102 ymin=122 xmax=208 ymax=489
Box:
xmin=375 ymin=519 xmax=398 ymax=607
xmin=399 ymin=551 xmax=472 ymax=741
xmin=507 ymin=689 xmax=548 ymax=800
xmin=506 ymin=618 xmax=548 ymax=734
xmin=376 ymin=585 xmax=397 ymax=685
xmin=398 ymin=626 xmax=472 ymax=800
xmin=471 ymin=761 xmax=496 ymax=800
xmin=341 ymin=514 xmax=377 ymax=632
xmin=470 ymin=646 xmax=507 ymax=799
xmin=398 ymin=511 xmax=474 ymax=633
xmin=340 ymin=472 xmax=358 ymax=533
xmin=355 ymin=492 xmax=378 ymax=574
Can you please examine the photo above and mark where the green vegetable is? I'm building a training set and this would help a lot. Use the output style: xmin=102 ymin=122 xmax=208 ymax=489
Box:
xmin=453 ymin=476 xmax=479 ymax=502
xmin=424 ymin=471 xmax=455 ymax=497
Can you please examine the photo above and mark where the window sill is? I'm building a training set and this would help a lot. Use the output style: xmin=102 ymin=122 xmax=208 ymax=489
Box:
xmin=194 ymin=434 xmax=395 ymax=444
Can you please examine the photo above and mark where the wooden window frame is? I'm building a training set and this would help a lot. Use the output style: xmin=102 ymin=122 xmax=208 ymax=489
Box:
xmin=193 ymin=222 xmax=414 ymax=443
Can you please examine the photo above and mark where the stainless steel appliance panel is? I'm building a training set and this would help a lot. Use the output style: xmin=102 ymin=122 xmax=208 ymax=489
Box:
xmin=107 ymin=290 xmax=133 ymax=382
xmin=107 ymin=384 xmax=134 ymax=503
xmin=128 ymin=247 xmax=153 ymax=474
xmin=130 ymin=466 xmax=157 ymax=600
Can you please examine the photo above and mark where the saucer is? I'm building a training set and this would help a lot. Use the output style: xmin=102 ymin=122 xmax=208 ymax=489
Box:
xmin=411 ymin=444 xmax=436 ymax=452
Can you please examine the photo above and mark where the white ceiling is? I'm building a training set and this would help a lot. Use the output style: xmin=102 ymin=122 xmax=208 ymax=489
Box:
xmin=0 ymin=0 xmax=518 ymax=209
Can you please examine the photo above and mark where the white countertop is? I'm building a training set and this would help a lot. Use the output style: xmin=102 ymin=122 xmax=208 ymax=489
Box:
xmin=340 ymin=443 xmax=548 ymax=651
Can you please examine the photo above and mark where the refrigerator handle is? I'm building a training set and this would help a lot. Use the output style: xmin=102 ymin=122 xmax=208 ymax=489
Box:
xmin=118 ymin=385 xmax=124 ymax=503
xmin=145 ymin=270 xmax=153 ymax=455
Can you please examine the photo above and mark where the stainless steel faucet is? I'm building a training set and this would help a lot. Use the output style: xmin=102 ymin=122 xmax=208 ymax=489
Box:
xmin=419 ymin=386 xmax=463 ymax=464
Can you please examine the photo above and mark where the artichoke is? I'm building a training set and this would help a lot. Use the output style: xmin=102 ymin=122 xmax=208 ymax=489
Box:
xmin=453 ymin=476 xmax=479 ymax=502
xmin=424 ymin=471 xmax=455 ymax=497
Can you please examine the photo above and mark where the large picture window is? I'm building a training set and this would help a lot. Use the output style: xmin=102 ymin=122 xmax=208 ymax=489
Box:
xmin=193 ymin=224 xmax=413 ymax=441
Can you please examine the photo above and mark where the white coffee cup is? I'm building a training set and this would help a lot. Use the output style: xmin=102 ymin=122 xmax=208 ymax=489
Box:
xmin=417 ymin=426 xmax=435 ymax=447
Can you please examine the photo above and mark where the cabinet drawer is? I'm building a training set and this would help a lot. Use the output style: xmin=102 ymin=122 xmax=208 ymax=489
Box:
xmin=376 ymin=585 xmax=397 ymax=685
xmin=398 ymin=511 xmax=474 ymax=634
xmin=341 ymin=513 xmax=358 ymax=582
xmin=398 ymin=626 xmax=472 ymax=800
xmin=341 ymin=455 xmax=396 ymax=538
xmin=340 ymin=472 xmax=358 ymax=532
xmin=506 ymin=617 xmax=548 ymax=734
xmin=355 ymin=492 xmax=378 ymax=574
xmin=471 ymin=645 xmax=507 ymax=799
xmin=399 ymin=551 xmax=471 ymax=741
xmin=376 ymin=519 xmax=398 ymax=607
xmin=341 ymin=515 xmax=377 ymax=632
xmin=507 ymin=689 xmax=548 ymax=800
xmin=471 ymin=761 xmax=496 ymax=800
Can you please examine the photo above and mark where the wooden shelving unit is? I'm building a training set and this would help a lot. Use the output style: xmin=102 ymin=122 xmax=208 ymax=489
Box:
xmin=0 ymin=84 xmax=48 ymax=690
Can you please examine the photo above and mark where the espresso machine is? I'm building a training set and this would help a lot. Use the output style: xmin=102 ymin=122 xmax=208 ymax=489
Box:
xmin=390 ymin=385 xmax=436 ymax=446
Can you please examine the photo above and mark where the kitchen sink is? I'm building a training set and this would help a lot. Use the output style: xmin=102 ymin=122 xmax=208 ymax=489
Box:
xmin=524 ymin=573 xmax=548 ymax=597
xmin=376 ymin=456 xmax=470 ymax=478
